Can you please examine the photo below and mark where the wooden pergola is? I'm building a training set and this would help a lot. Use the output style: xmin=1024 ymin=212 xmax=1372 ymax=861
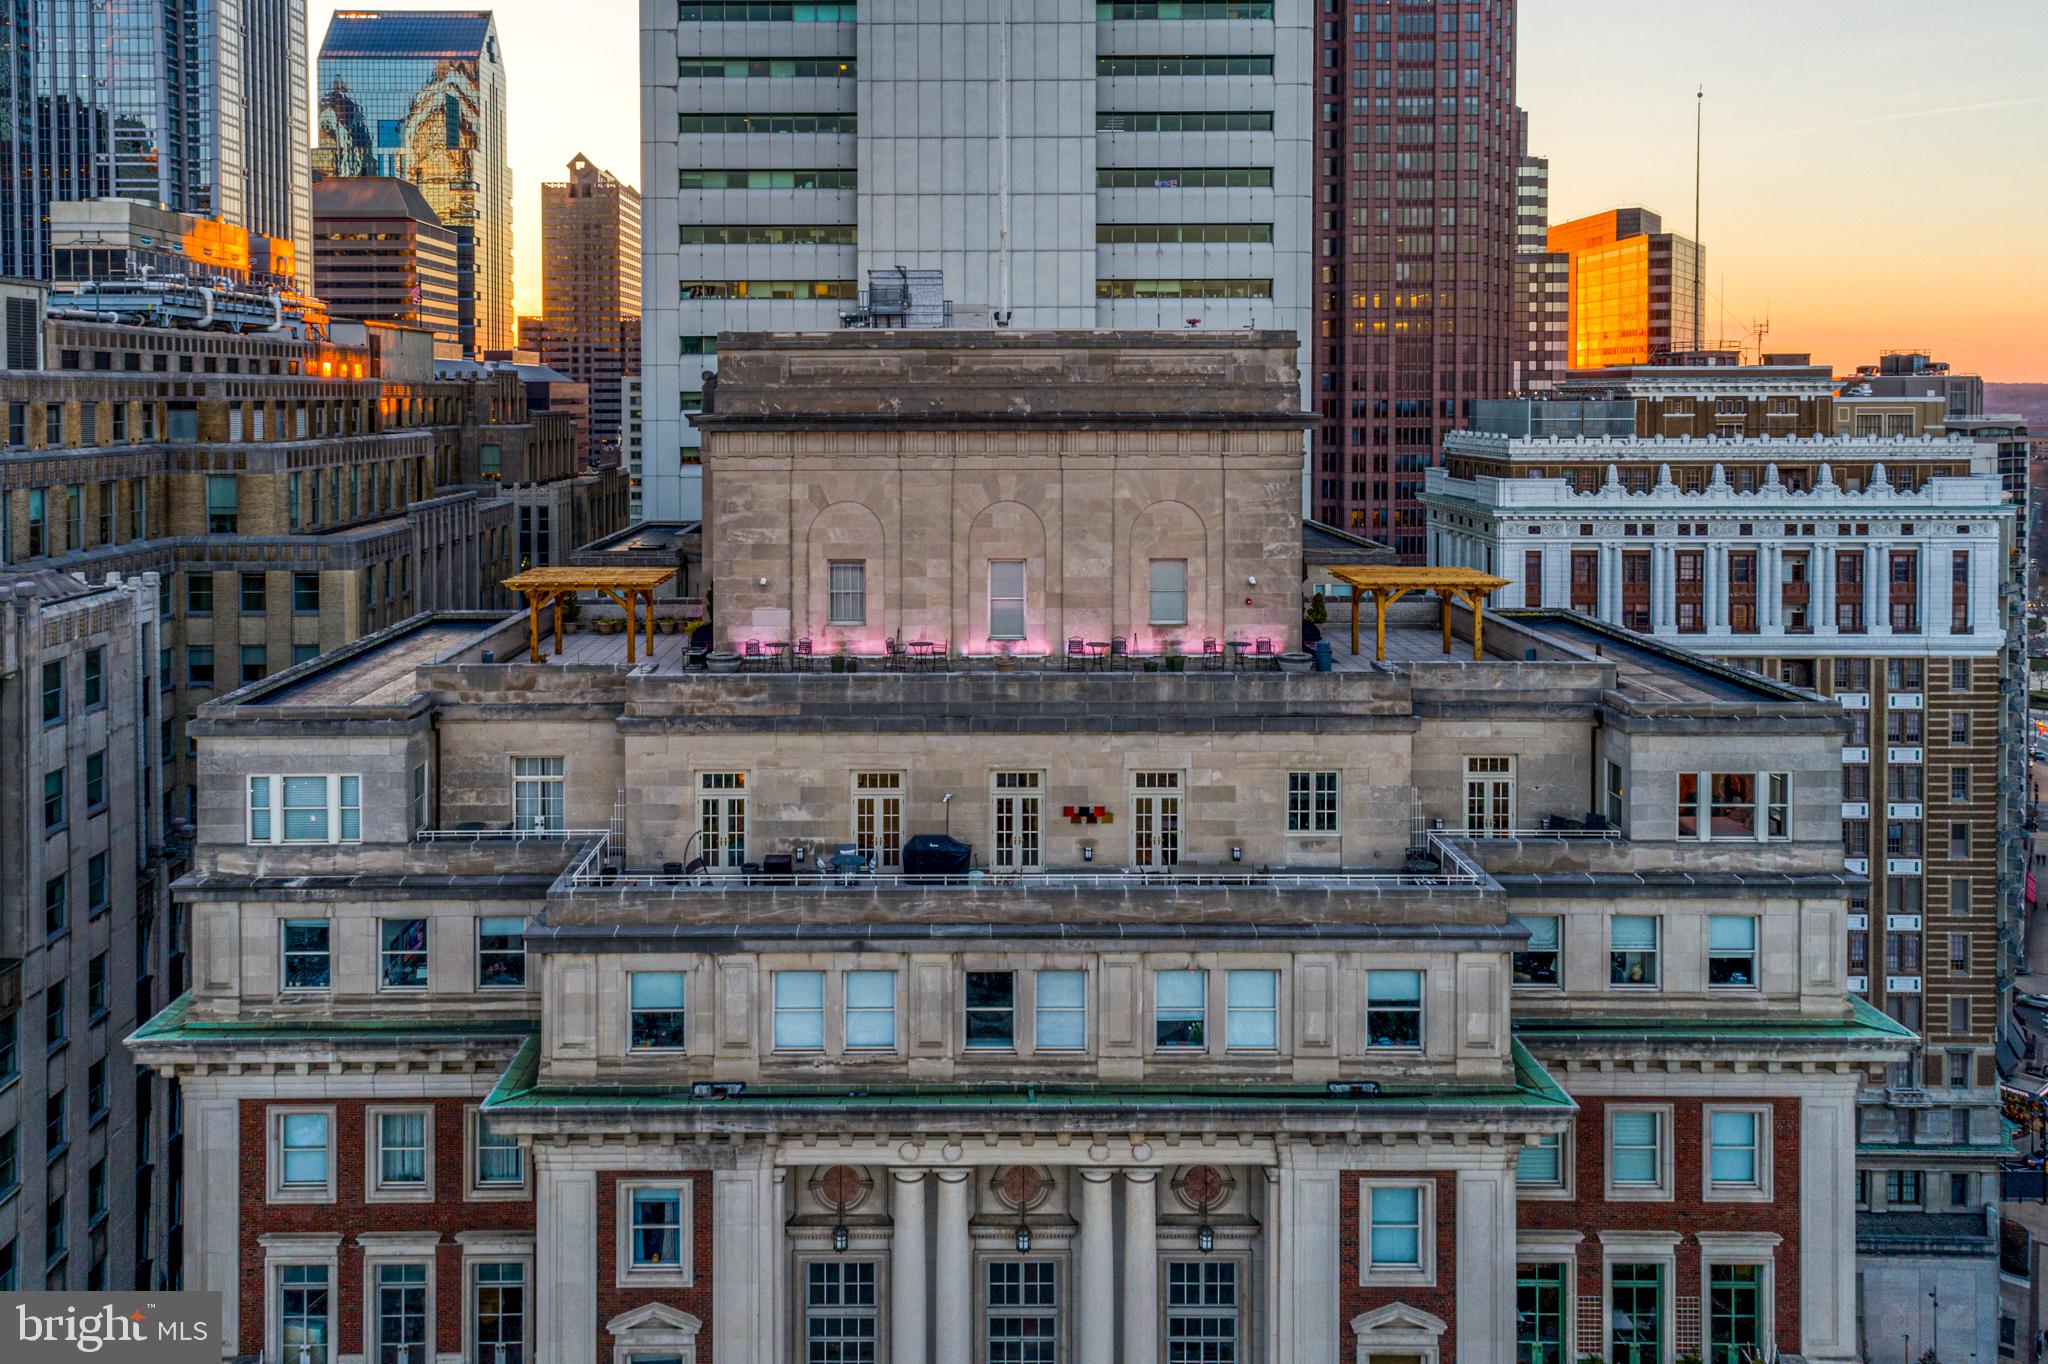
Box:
xmin=501 ymin=567 xmax=677 ymax=664
xmin=1327 ymin=565 xmax=1510 ymax=662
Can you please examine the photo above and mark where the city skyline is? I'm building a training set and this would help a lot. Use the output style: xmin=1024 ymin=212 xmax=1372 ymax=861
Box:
xmin=304 ymin=0 xmax=2045 ymax=379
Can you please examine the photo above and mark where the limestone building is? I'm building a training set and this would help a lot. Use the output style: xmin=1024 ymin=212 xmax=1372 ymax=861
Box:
xmin=133 ymin=331 xmax=1901 ymax=1363
xmin=1423 ymin=352 xmax=2024 ymax=1361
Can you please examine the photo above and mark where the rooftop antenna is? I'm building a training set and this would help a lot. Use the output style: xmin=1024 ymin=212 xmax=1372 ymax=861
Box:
xmin=1693 ymin=85 xmax=1704 ymax=352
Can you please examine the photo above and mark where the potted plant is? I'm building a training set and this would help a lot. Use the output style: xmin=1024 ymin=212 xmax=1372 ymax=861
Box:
xmin=706 ymin=648 xmax=740 ymax=673
xmin=1163 ymin=639 xmax=1186 ymax=673
xmin=830 ymin=643 xmax=850 ymax=674
xmin=1276 ymin=650 xmax=1314 ymax=675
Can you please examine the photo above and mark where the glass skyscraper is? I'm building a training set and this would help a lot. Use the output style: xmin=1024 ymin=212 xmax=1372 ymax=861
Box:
xmin=314 ymin=10 xmax=513 ymax=356
xmin=0 ymin=0 xmax=312 ymax=284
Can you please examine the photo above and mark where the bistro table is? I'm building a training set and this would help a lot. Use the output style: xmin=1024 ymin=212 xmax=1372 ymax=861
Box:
xmin=1225 ymin=639 xmax=1252 ymax=668
xmin=1087 ymin=641 xmax=1111 ymax=670
xmin=907 ymin=639 xmax=940 ymax=669
xmin=761 ymin=640 xmax=789 ymax=670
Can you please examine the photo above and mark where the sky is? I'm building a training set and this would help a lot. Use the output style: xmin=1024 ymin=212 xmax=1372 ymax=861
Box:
xmin=307 ymin=0 xmax=2048 ymax=380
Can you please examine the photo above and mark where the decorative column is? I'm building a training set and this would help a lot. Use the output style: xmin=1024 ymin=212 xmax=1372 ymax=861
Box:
xmin=934 ymin=1170 xmax=973 ymax=1364
xmin=891 ymin=1169 xmax=929 ymax=1364
xmin=536 ymin=1164 xmax=598 ymax=1364
xmin=1650 ymin=542 xmax=1671 ymax=633
xmin=1077 ymin=1168 xmax=1117 ymax=1364
xmin=1122 ymin=1170 xmax=1160 ymax=1364
xmin=1866 ymin=542 xmax=1888 ymax=635
xmin=1816 ymin=546 xmax=1836 ymax=636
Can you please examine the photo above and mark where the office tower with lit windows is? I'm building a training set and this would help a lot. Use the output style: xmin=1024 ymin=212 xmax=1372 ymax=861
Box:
xmin=315 ymin=10 xmax=514 ymax=356
xmin=1305 ymin=0 xmax=1520 ymax=555
xmin=641 ymin=0 xmax=1317 ymax=523
xmin=1510 ymin=110 xmax=1564 ymax=393
xmin=311 ymin=176 xmax=466 ymax=352
xmin=1546 ymin=206 xmax=1702 ymax=370
xmin=538 ymin=155 xmax=642 ymax=456
xmin=0 ymin=0 xmax=313 ymax=285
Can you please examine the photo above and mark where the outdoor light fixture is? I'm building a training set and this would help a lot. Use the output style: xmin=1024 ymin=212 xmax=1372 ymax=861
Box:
xmin=756 ymin=577 xmax=768 ymax=587
xmin=832 ymin=1221 xmax=850 ymax=1254
xmin=1014 ymin=1222 xmax=1033 ymax=1253
xmin=1230 ymin=845 xmax=1242 ymax=862
xmin=1081 ymin=843 xmax=1094 ymax=862
xmin=1197 ymin=1224 xmax=1215 ymax=1255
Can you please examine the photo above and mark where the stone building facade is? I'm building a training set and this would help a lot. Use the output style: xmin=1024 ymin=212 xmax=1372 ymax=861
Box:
xmin=132 ymin=331 xmax=1902 ymax=1363
xmin=1424 ymin=354 xmax=2024 ymax=1359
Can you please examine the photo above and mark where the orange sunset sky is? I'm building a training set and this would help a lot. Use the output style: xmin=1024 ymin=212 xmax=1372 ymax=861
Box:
xmin=309 ymin=0 xmax=2048 ymax=381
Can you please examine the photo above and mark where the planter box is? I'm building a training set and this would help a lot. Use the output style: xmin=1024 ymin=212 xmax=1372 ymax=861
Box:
xmin=707 ymin=651 xmax=741 ymax=673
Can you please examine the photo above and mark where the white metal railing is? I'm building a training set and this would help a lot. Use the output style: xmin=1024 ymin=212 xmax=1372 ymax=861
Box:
xmin=563 ymin=831 xmax=1486 ymax=892
xmin=415 ymin=826 xmax=609 ymax=843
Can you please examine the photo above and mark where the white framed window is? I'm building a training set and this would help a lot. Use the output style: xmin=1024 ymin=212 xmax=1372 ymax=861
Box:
xmin=1224 ymin=969 xmax=1278 ymax=1049
xmin=248 ymin=774 xmax=361 ymax=844
xmin=991 ymin=771 xmax=1042 ymax=872
xmin=1704 ymin=1107 xmax=1771 ymax=1200
xmin=1148 ymin=558 xmax=1188 ymax=625
xmin=477 ymin=916 xmax=526 ymax=989
xmin=628 ymin=972 xmax=688 ymax=1052
xmin=699 ymin=772 xmax=747 ymax=867
xmin=1708 ymin=916 xmax=1759 ymax=989
xmin=1131 ymin=770 xmax=1182 ymax=867
xmin=1698 ymin=1248 xmax=1774 ymax=1363
xmin=617 ymin=1181 xmax=694 ymax=1287
xmin=773 ymin=971 xmax=825 ymax=1050
xmin=470 ymin=1260 xmax=527 ymax=1364
xmin=380 ymin=918 xmax=428 ymax=990
xmin=852 ymin=772 xmax=903 ymax=869
xmin=1511 ymin=915 xmax=1560 ymax=988
xmin=984 ymin=1259 xmax=1059 ymax=1360
xmin=368 ymin=1107 xmax=432 ymax=1200
xmin=1463 ymin=756 xmax=1514 ymax=835
xmin=466 ymin=1108 xmax=526 ymax=1198
xmin=803 ymin=1259 xmax=880 ymax=1363
xmin=1154 ymin=970 xmax=1208 ymax=1050
xmin=1365 ymin=970 xmax=1423 ymax=1050
xmin=1164 ymin=1260 xmax=1238 ymax=1359
xmin=1678 ymin=771 xmax=1791 ymax=841
xmin=512 ymin=757 xmax=565 ymax=832
xmin=843 ymin=970 xmax=896 ymax=1050
xmin=827 ymin=560 xmax=867 ymax=625
xmin=281 ymin=919 xmax=331 ymax=991
xmin=1286 ymin=770 xmax=1339 ymax=834
xmin=269 ymin=1108 xmax=335 ymax=1202
xmin=371 ymin=1261 xmax=429 ymax=1364
xmin=1034 ymin=970 xmax=1087 ymax=1050
xmin=988 ymin=561 xmax=1027 ymax=640
xmin=1359 ymin=1179 xmax=1436 ymax=1286
xmin=411 ymin=761 xmax=430 ymax=835
xmin=1605 ymin=1106 xmax=1673 ymax=1200
xmin=1608 ymin=915 xmax=1659 ymax=988
xmin=965 ymin=970 xmax=1017 ymax=1049
xmin=1516 ymin=1131 xmax=1569 ymax=1195
xmin=278 ymin=1263 xmax=333 ymax=1364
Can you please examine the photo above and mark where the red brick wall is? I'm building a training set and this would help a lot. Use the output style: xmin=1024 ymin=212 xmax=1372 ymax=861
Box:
xmin=1518 ymin=1095 xmax=1803 ymax=1350
xmin=1338 ymin=1171 xmax=1458 ymax=1357
xmin=238 ymin=1097 xmax=536 ymax=1357
xmin=595 ymin=1170 xmax=716 ymax=1361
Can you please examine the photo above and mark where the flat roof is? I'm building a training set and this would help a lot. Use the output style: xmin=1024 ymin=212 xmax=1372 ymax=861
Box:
xmin=246 ymin=618 xmax=482 ymax=707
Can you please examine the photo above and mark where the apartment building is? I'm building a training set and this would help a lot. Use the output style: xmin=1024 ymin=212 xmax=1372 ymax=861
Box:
xmin=1424 ymin=353 xmax=2023 ymax=1361
xmin=127 ymin=330 xmax=1903 ymax=1363
xmin=311 ymin=177 xmax=466 ymax=353
xmin=642 ymin=0 xmax=1319 ymax=523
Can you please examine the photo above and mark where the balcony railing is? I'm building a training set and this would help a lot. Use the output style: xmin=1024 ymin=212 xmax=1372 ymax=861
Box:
xmin=415 ymin=826 xmax=609 ymax=844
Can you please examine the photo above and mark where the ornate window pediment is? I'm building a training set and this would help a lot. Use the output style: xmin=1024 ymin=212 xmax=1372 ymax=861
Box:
xmin=607 ymin=1302 xmax=704 ymax=1364
xmin=1350 ymin=1301 xmax=1447 ymax=1363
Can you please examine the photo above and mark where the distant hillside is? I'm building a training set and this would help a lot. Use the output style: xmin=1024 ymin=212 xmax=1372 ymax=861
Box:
xmin=1986 ymin=383 xmax=2048 ymax=428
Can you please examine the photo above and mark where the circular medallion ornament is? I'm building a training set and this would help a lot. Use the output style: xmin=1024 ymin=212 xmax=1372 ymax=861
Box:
xmin=996 ymin=1165 xmax=1051 ymax=1211
xmin=1177 ymin=1164 xmax=1227 ymax=1212
xmin=814 ymin=1164 xmax=871 ymax=1213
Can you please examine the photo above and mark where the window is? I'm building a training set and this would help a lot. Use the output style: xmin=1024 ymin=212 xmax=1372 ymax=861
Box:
xmin=277 ymin=1111 xmax=332 ymax=1192
xmin=1609 ymin=916 xmax=1659 ymax=987
xmin=991 ymin=772 xmax=1043 ymax=871
xmin=774 ymin=971 xmax=825 ymax=1049
xmin=985 ymin=1260 xmax=1058 ymax=1361
xmin=1034 ymin=970 xmax=1086 ymax=1050
xmin=85 ymin=750 xmax=105 ymax=811
xmin=86 ymin=1060 xmax=106 ymax=1122
xmin=0 ymin=1127 xmax=15 ymax=1198
xmin=187 ymin=571 xmax=214 ymax=614
xmin=629 ymin=972 xmax=688 ymax=1051
xmin=513 ymin=757 xmax=566 ymax=832
xmin=1517 ymin=1133 xmax=1565 ymax=1191
xmin=241 ymin=644 xmax=268 ymax=684
xmin=1707 ymin=1110 xmax=1764 ymax=1195
xmin=86 ymin=955 xmax=106 ymax=1021
xmin=477 ymin=917 xmax=526 ymax=988
xmin=40 ymin=660 xmax=62 ymax=723
xmin=44 ymin=875 xmax=67 ymax=936
xmin=1287 ymin=771 xmax=1339 ymax=833
xmin=699 ymin=772 xmax=747 ymax=866
xmin=844 ymin=971 xmax=896 ymax=1049
xmin=827 ymin=561 xmax=866 ymax=625
xmin=0 ymin=1013 xmax=13 ymax=1082
xmin=965 ymin=971 xmax=1016 ymax=1049
xmin=1155 ymin=970 xmax=1207 ymax=1049
xmin=247 ymin=774 xmax=360 ymax=844
xmin=279 ymin=1265 xmax=331 ymax=1364
xmin=373 ymin=1263 xmax=428 ymax=1364
xmin=240 ymin=572 xmax=268 ymax=614
xmin=474 ymin=1114 xmax=523 ymax=1189
xmin=374 ymin=1110 xmax=429 ymax=1191
xmin=988 ymin=561 xmax=1027 ymax=639
xmin=1363 ymin=1183 xmax=1426 ymax=1275
xmin=1225 ymin=970 xmax=1278 ymax=1048
xmin=805 ymin=1260 xmax=879 ymax=1363
xmin=293 ymin=572 xmax=320 ymax=613
xmin=1949 ymin=930 xmax=1970 ymax=974
xmin=1609 ymin=1262 xmax=1664 ymax=1364
xmin=43 ymin=768 xmax=64 ymax=830
xmin=1513 ymin=915 xmax=1560 ymax=986
xmin=473 ymin=1263 xmax=526 ymax=1364
xmin=1365 ymin=969 xmax=1423 ymax=1049
xmin=1948 ymin=711 xmax=1969 ymax=746
xmin=45 ymin=983 xmax=66 ymax=1047
xmin=1707 ymin=917 xmax=1758 ymax=988
xmin=379 ymin=918 xmax=427 ymax=990
xmin=627 ymin=1186 xmax=685 ymax=1268
xmin=282 ymin=920 xmax=331 ymax=990
xmin=82 ymin=648 xmax=102 ymax=707
xmin=1885 ymin=1169 xmax=1923 ymax=1206
xmin=1605 ymin=760 xmax=1624 ymax=826
xmin=1949 ymin=766 xmax=1970 ymax=802
xmin=205 ymin=476 xmax=238 ymax=533
xmin=852 ymin=772 xmax=903 ymax=869
xmin=1165 ymin=1260 xmax=1238 ymax=1360
xmin=1517 ymin=1262 xmax=1568 ymax=1363
xmin=1131 ymin=771 xmax=1181 ymax=867
xmin=1148 ymin=559 xmax=1188 ymax=625
xmin=1608 ymin=1109 xmax=1666 ymax=1194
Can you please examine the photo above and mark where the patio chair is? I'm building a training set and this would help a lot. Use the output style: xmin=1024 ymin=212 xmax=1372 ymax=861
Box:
xmin=1253 ymin=637 xmax=1275 ymax=669
xmin=793 ymin=637 xmax=815 ymax=671
xmin=1201 ymin=638 xmax=1224 ymax=671
xmin=1066 ymin=637 xmax=1088 ymax=671
xmin=741 ymin=639 xmax=764 ymax=670
xmin=1109 ymin=636 xmax=1129 ymax=667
